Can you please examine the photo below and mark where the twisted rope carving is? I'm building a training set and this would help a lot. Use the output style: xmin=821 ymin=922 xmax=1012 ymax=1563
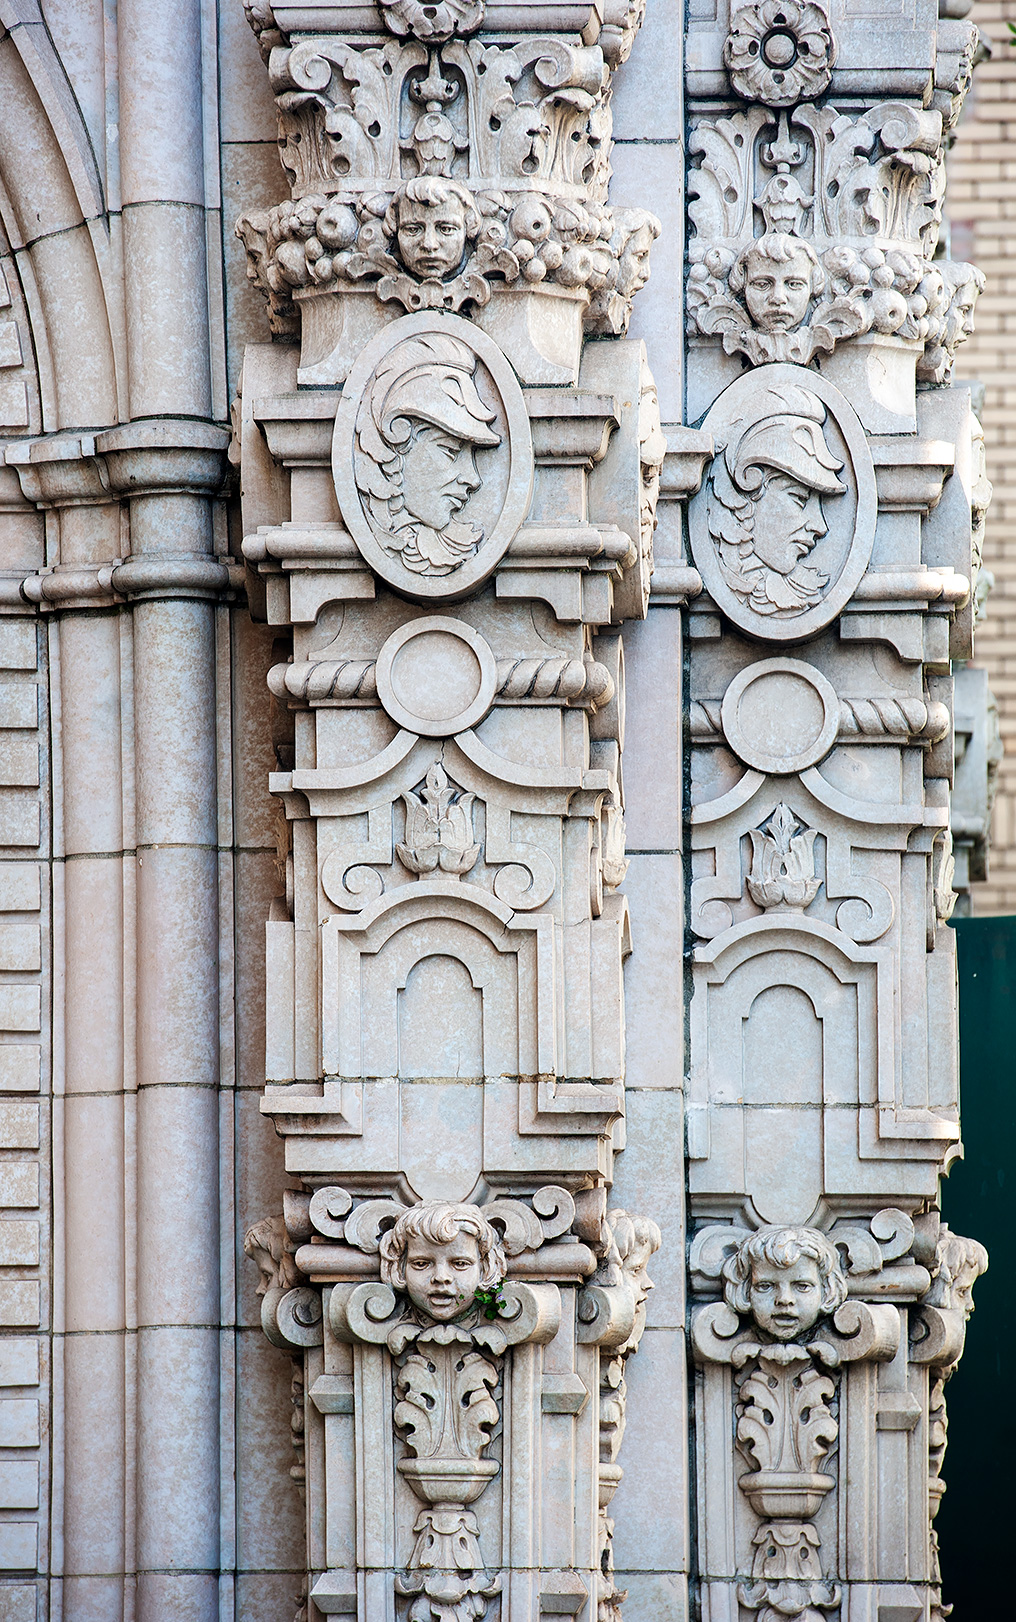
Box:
xmin=268 ymin=660 xmax=377 ymax=702
xmin=690 ymin=696 xmax=950 ymax=744
xmin=269 ymin=657 xmax=615 ymax=710
xmin=838 ymin=697 xmax=950 ymax=743
xmin=495 ymin=658 xmax=614 ymax=708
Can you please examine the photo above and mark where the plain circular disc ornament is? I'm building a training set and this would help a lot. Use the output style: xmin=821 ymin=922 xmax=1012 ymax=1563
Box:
xmin=375 ymin=616 xmax=497 ymax=737
xmin=333 ymin=311 xmax=533 ymax=602
xmin=721 ymin=656 xmax=839 ymax=774
xmin=688 ymin=363 xmax=876 ymax=642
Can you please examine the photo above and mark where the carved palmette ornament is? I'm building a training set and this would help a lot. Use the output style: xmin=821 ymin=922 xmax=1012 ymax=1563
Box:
xmin=688 ymin=364 xmax=876 ymax=641
xmin=379 ymin=0 xmax=486 ymax=44
xmin=747 ymin=803 xmax=820 ymax=911
xmin=332 ymin=312 xmax=533 ymax=599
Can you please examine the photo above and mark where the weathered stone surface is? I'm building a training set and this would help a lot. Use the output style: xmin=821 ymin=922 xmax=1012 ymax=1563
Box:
xmin=0 ymin=1 xmax=992 ymax=1619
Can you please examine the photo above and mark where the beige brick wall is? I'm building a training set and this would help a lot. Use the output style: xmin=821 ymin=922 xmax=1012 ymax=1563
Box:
xmin=948 ymin=3 xmax=1016 ymax=912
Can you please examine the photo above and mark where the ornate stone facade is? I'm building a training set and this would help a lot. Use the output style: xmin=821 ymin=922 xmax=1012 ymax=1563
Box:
xmin=0 ymin=1 xmax=993 ymax=1621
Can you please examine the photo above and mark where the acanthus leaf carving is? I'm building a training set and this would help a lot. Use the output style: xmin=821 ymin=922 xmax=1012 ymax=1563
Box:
xmin=237 ymin=26 xmax=658 ymax=337
xmin=686 ymin=99 xmax=961 ymax=369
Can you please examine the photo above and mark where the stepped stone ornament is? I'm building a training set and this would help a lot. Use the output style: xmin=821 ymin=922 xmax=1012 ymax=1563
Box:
xmin=228 ymin=0 xmax=994 ymax=1619
xmin=723 ymin=0 xmax=837 ymax=108
xmin=689 ymin=366 xmax=875 ymax=639
xmin=238 ymin=2 xmax=678 ymax=1614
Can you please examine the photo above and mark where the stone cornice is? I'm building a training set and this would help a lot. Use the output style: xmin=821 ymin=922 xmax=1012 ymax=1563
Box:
xmin=5 ymin=418 xmax=231 ymax=507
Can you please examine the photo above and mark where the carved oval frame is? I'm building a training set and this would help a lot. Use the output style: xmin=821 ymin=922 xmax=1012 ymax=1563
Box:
xmin=333 ymin=311 xmax=533 ymax=602
xmin=688 ymin=363 xmax=877 ymax=643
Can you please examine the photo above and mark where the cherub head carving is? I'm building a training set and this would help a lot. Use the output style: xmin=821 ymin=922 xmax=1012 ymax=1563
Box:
xmin=729 ymin=233 xmax=824 ymax=335
xmin=599 ymin=1208 xmax=662 ymax=1352
xmin=379 ymin=1200 xmax=506 ymax=1322
xmin=941 ymin=261 xmax=984 ymax=360
xmin=353 ymin=331 xmax=501 ymax=575
xmin=926 ymin=1224 xmax=988 ymax=1318
xmin=615 ymin=208 xmax=662 ymax=302
xmin=723 ymin=1226 xmax=847 ymax=1342
xmin=707 ymin=385 xmax=845 ymax=617
xmin=384 ymin=177 xmax=481 ymax=282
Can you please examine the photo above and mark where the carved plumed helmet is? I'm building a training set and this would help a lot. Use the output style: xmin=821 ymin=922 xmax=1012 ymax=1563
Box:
xmin=725 ymin=387 xmax=846 ymax=497
xmin=722 ymin=1224 xmax=848 ymax=1319
xmin=379 ymin=1199 xmax=507 ymax=1293
xmin=354 ymin=333 xmax=500 ymax=501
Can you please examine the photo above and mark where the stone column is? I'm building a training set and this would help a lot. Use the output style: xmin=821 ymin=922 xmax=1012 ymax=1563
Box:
xmin=104 ymin=437 xmax=230 ymax=1622
xmin=115 ymin=4 xmax=226 ymax=1614
xmin=13 ymin=445 xmax=130 ymax=1622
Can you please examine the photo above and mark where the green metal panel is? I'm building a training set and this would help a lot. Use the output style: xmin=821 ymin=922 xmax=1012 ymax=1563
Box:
xmin=937 ymin=916 xmax=1016 ymax=1608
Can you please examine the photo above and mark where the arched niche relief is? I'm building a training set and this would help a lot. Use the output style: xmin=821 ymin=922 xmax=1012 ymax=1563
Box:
xmin=321 ymin=885 xmax=555 ymax=1079
xmin=689 ymin=918 xmax=891 ymax=1220
xmin=397 ymin=953 xmax=484 ymax=1079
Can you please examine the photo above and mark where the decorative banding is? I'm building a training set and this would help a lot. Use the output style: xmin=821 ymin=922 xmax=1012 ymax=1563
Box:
xmin=693 ymin=693 xmax=950 ymax=746
xmin=269 ymin=654 xmax=615 ymax=710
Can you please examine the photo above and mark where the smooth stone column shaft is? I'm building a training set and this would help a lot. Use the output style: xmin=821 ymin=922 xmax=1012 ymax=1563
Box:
xmin=130 ymin=581 xmax=220 ymax=1614
xmin=57 ymin=611 xmax=129 ymax=1617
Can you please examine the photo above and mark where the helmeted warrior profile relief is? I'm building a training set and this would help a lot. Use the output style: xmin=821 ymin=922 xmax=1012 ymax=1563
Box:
xmin=706 ymin=385 xmax=846 ymax=616
xmin=353 ymin=331 xmax=501 ymax=576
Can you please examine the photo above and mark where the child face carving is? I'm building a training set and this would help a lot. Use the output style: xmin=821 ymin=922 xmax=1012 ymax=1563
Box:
xmin=748 ymin=1255 xmax=824 ymax=1340
xmin=743 ymin=249 xmax=814 ymax=333
xmin=397 ymin=197 xmax=467 ymax=280
xmin=404 ymin=1231 xmax=483 ymax=1320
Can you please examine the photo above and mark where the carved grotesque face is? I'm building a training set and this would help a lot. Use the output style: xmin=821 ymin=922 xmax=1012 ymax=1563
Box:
xmin=397 ymin=196 xmax=467 ymax=280
xmin=750 ymin=472 xmax=827 ymax=575
xmin=400 ymin=425 xmax=482 ymax=530
xmin=748 ymin=1255 xmax=823 ymax=1340
xmin=404 ymin=1230 xmax=483 ymax=1320
xmin=743 ymin=249 xmax=814 ymax=332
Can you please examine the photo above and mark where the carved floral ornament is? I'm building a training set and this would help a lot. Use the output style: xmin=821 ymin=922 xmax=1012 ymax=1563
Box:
xmin=723 ymin=0 xmax=837 ymax=108
xmin=688 ymin=365 xmax=876 ymax=641
xmin=333 ymin=312 xmax=532 ymax=599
